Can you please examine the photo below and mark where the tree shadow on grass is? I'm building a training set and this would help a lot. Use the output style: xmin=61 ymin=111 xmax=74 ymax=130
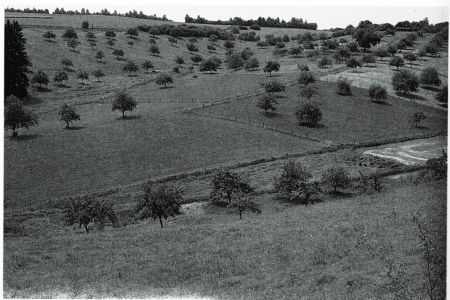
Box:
xmin=266 ymin=74 xmax=282 ymax=77
xmin=370 ymin=100 xmax=392 ymax=106
xmin=70 ymin=50 xmax=81 ymax=54
xmin=65 ymin=126 xmax=84 ymax=130
xmin=414 ymin=125 xmax=430 ymax=130
xmin=299 ymin=122 xmax=326 ymax=129
xmin=56 ymin=83 xmax=71 ymax=88
xmin=159 ymin=86 xmax=175 ymax=89
xmin=65 ymin=68 xmax=76 ymax=73
xmin=324 ymin=190 xmax=354 ymax=199
xmin=246 ymin=68 xmax=261 ymax=72
xmin=9 ymin=134 xmax=39 ymax=141
xmin=260 ymin=111 xmax=283 ymax=118
xmin=116 ymin=115 xmax=141 ymax=120
xmin=396 ymin=92 xmax=428 ymax=101
xmin=439 ymin=103 xmax=447 ymax=108
xmin=421 ymin=86 xmax=442 ymax=92
xmin=364 ymin=65 xmax=377 ymax=68
xmin=126 ymin=74 xmax=139 ymax=77
xmin=273 ymin=194 xmax=323 ymax=206
xmin=23 ymin=95 xmax=43 ymax=105
xmin=44 ymin=40 xmax=56 ymax=43
xmin=35 ymin=86 xmax=52 ymax=92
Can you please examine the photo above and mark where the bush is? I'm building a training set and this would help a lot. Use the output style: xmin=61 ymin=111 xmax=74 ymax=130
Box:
xmin=249 ymin=24 xmax=261 ymax=30
xmin=173 ymin=67 xmax=179 ymax=73
xmin=321 ymin=166 xmax=351 ymax=193
xmin=63 ymin=195 xmax=117 ymax=233
xmin=186 ymin=42 xmax=199 ymax=52
xmin=335 ymin=77 xmax=352 ymax=95
xmin=296 ymin=101 xmax=322 ymax=124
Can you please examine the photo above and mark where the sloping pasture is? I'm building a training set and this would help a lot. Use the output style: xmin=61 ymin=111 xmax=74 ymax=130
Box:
xmin=198 ymin=81 xmax=448 ymax=144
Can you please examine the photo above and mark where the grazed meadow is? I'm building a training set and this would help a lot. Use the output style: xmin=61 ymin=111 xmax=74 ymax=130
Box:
xmin=4 ymin=12 xmax=447 ymax=299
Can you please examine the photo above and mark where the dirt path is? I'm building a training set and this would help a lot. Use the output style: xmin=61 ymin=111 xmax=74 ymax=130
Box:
xmin=364 ymin=136 xmax=447 ymax=165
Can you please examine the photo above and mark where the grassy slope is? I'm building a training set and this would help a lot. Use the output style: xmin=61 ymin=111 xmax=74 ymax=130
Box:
xmin=4 ymin=178 xmax=446 ymax=299
xmin=198 ymin=81 xmax=447 ymax=143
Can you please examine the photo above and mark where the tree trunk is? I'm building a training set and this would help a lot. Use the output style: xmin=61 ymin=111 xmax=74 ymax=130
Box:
xmin=84 ymin=224 xmax=89 ymax=233
xmin=12 ymin=130 xmax=18 ymax=137
xmin=122 ymin=110 xmax=125 ymax=118
xmin=239 ymin=207 xmax=243 ymax=220
xmin=66 ymin=122 xmax=70 ymax=129
xmin=159 ymin=215 xmax=163 ymax=228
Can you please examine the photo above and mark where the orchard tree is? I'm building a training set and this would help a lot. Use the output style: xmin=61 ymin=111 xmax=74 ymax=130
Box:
xmin=31 ymin=70 xmax=49 ymax=87
xmin=226 ymin=53 xmax=244 ymax=70
xmin=297 ymin=64 xmax=310 ymax=73
xmin=77 ymin=71 xmax=89 ymax=84
xmin=174 ymin=56 xmax=185 ymax=67
xmin=113 ymin=49 xmax=124 ymax=60
xmin=299 ymin=86 xmax=320 ymax=101
xmin=136 ymin=182 xmax=182 ymax=228
xmin=321 ymin=166 xmax=351 ymax=193
xmin=5 ymin=95 xmax=39 ymax=137
xmin=297 ymin=72 xmax=316 ymax=86
xmin=207 ymin=44 xmax=216 ymax=52
xmin=81 ymin=21 xmax=89 ymax=29
xmin=346 ymin=57 xmax=362 ymax=72
xmin=123 ymin=61 xmax=139 ymax=76
xmin=199 ymin=58 xmax=218 ymax=73
xmin=223 ymin=40 xmax=235 ymax=50
xmin=58 ymin=103 xmax=80 ymax=128
xmin=186 ymin=42 xmax=199 ymax=52
xmin=156 ymin=73 xmax=173 ymax=88
xmin=208 ymin=34 xmax=218 ymax=43
xmin=85 ymin=31 xmax=95 ymax=41
xmin=105 ymin=31 xmax=116 ymax=39
xmin=389 ymin=56 xmax=405 ymax=70
xmin=263 ymin=60 xmax=280 ymax=76
xmin=392 ymin=69 xmax=419 ymax=95
xmin=375 ymin=49 xmax=390 ymax=61
xmin=411 ymin=112 xmax=426 ymax=127
xmin=62 ymin=28 xmax=78 ymax=39
xmin=420 ymin=67 xmax=441 ymax=86
xmin=106 ymin=39 xmax=115 ymax=48
xmin=142 ymin=60 xmax=154 ymax=73
xmin=67 ymin=38 xmax=79 ymax=51
xmin=191 ymin=54 xmax=203 ymax=65
xmin=361 ymin=54 xmax=376 ymax=66
xmin=92 ymin=69 xmax=105 ymax=82
xmin=244 ymin=57 xmax=259 ymax=70
xmin=43 ymin=31 xmax=56 ymax=42
xmin=53 ymin=71 xmax=69 ymax=85
xmin=126 ymin=27 xmax=139 ymax=38
xmin=95 ymin=50 xmax=104 ymax=62
xmin=257 ymin=94 xmax=278 ymax=114
xmin=403 ymin=52 xmax=417 ymax=68
xmin=317 ymin=56 xmax=333 ymax=68
xmin=112 ymin=89 xmax=137 ymax=118
xmin=262 ymin=80 xmax=286 ymax=94
xmin=149 ymin=45 xmax=160 ymax=56
xmin=168 ymin=36 xmax=177 ymax=45
xmin=61 ymin=58 xmax=73 ymax=70
xmin=89 ymin=41 xmax=97 ymax=49
xmin=5 ymin=19 xmax=31 ymax=98
xmin=335 ymin=77 xmax=352 ymax=95
xmin=257 ymin=41 xmax=268 ymax=49
xmin=274 ymin=160 xmax=314 ymax=205
xmin=296 ymin=101 xmax=322 ymax=125
xmin=368 ymin=84 xmax=388 ymax=103
xmin=417 ymin=48 xmax=427 ymax=60
xmin=348 ymin=42 xmax=359 ymax=53
xmin=387 ymin=44 xmax=398 ymax=55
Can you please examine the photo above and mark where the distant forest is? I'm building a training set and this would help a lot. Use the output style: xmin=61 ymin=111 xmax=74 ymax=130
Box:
xmin=185 ymin=15 xmax=318 ymax=30
xmin=4 ymin=7 xmax=170 ymax=22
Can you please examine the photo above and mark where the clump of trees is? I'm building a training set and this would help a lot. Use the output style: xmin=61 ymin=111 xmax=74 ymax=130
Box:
xmin=58 ymin=103 xmax=80 ymax=128
xmin=210 ymin=168 xmax=256 ymax=219
xmin=262 ymin=80 xmax=286 ymax=95
xmin=5 ymin=95 xmax=39 ymax=137
xmin=297 ymin=72 xmax=316 ymax=86
xmin=112 ymin=90 xmax=137 ymax=118
xmin=63 ymin=195 xmax=117 ymax=233
xmin=135 ymin=182 xmax=182 ymax=228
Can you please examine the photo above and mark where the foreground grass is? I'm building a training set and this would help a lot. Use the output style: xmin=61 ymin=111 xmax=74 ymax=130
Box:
xmin=4 ymin=177 xmax=446 ymax=299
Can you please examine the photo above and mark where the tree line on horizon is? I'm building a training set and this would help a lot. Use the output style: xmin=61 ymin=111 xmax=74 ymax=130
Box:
xmin=185 ymin=15 xmax=318 ymax=30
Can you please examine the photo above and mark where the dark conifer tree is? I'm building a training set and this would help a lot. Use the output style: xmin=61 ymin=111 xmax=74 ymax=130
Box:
xmin=5 ymin=20 xmax=31 ymax=99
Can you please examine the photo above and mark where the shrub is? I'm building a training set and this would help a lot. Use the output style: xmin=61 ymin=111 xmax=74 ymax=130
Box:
xmin=186 ymin=42 xmax=199 ymax=52
xmin=321 ymin=166 xmax=351 ymax=193
xmin=296 ymin=101 xmax=322 ymax=124
xmin=297 ymin=64 xmax=310 ymax=73
xmin=262 ymin=80 xmax=285 ymax=94
xmin=335 ymin=77 xmax=352 ymax=95
xmin=62 ymin=28 xmax=78 ymax=39
xmin=250 ymin=24 xmax=261 ymax=30
xmin=173 ymin=67 xmax=179 ymax=73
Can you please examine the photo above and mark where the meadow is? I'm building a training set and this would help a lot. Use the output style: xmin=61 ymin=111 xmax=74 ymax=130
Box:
xmin=4 ymin=12 xmax=448 ymax=299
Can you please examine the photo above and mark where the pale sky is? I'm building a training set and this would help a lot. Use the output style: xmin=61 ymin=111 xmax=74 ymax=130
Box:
xmin=3 ymin=0 xmax=450 ymax=29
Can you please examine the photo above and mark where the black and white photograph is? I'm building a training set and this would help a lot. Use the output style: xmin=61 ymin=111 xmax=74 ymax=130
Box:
xmin=3 ymin=0 xmax=448 ymax=298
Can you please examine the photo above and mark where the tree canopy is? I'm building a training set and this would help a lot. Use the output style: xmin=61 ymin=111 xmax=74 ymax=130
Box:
xmin=112 ymin=90 xmax=137 ymax=118
xmin=5 ymin=95 xmax=39 ymax=137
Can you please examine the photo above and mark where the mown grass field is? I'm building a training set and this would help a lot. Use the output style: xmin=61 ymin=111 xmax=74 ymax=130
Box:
xmin=4 ymin=177 xmax=446 ymax=299
xmin=198 ymin=81 xmax=447 ymax=144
